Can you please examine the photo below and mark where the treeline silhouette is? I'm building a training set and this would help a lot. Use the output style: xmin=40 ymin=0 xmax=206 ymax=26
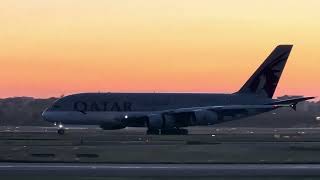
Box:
xmin=0 ymin=97 xmax=57 ymax=126
xmin=0 ymin=96 xmax=319 ymax=128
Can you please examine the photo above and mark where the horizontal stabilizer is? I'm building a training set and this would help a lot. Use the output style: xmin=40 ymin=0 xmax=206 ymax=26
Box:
xmin=267 ymin=96 xmax=315 ymax=106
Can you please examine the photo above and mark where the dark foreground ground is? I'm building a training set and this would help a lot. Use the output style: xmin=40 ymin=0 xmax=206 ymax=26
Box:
xmin=2 ymin=126 xmax=320 ymax=179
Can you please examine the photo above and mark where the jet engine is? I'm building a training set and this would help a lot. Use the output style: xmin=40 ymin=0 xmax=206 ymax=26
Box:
xmin=147 ymin=112 xmax=195 ymax=129
xmin=147 ymin=114 xmax=163 ymax=129
xmin=193 ymin=110 xmax=219 ymax=125
xmin=163 ymin=112 xmax=195 ymax=128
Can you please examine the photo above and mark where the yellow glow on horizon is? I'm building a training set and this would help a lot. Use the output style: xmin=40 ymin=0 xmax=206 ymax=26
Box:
xmin=0 ymin=0 xmax=319 ymax=98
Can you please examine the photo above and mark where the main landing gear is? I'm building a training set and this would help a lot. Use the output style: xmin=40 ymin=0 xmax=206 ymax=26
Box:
xmin=146 ymin=128 xmax=188 ymax=135
xmin=161 ymin=128 xmax=188 ymax=135
xmin=146 ymin=129 xmax=160 ymax=135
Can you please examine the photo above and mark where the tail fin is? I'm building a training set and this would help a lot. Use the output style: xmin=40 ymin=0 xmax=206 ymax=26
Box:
xmin=237 ymin=45 xmax=293 ymax=98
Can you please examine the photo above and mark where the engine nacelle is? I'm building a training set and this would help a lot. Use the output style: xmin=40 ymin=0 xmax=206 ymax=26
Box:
xmin=194 ymin=110 xmax=218 ymax=125
xmin=163 ymin=112 xmax=195 ymax=128
xmin=148 ymin=112 xmax=195 ymax=129
xmin=147 ymin=114 xmax=163 ymax=129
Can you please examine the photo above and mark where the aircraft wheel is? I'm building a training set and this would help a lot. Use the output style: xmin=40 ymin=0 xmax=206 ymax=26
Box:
xmin=179 ymin=129 xmax=189 ymax=135
xmin=57 ymin=128 xmax=65 ymax=135
xmin=146 ymin=129 xmax=160 ymax=135
xmin=161 ymin=128 xmax=188 ymax=135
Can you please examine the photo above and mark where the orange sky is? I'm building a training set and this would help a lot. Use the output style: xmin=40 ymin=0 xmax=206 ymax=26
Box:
xmin=0 ymin=0 xmax=319 ymax=98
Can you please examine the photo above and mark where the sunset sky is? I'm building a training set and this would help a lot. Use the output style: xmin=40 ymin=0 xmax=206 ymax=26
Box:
xmin=0 ymin=0 xmax=319 ymax=98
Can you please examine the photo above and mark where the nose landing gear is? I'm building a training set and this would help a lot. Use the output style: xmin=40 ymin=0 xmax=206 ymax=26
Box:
xmin=57 ymin=128 xmax=65 ymax=135
xmin=55 ymin=122 xmax=66 ymax=135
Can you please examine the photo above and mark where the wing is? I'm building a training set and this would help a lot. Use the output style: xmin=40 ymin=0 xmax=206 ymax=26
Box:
xmin=128 ymin=97 xmax=314 ymax=128
xmin=141 ymin=104 xmax=291 ymax=129
xmin=163 ymin=104 xmax=290 ymax=114
xmin=166 ymin=96 xmax=315 ymax=115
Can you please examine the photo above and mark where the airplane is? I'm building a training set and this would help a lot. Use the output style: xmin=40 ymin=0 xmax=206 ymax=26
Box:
xmin=42 ymin=45 xmax=314 ymax=135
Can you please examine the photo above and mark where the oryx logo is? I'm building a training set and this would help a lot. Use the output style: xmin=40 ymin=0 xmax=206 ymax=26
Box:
xmin=249 ymin=51 xmax=288 ymax=98
xmin=238 ymin=45 xmax=292 ymax=98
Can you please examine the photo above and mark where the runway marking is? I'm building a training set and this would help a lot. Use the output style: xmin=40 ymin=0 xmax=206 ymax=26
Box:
xmin=2 ymin=163 xmax=320 ymax=176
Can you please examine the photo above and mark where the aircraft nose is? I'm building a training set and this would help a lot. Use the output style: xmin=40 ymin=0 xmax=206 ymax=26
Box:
xmin=42 ymin=109 xmax=49 ymax=121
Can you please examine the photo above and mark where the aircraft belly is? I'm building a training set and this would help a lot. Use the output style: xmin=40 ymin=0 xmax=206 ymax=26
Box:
xmin=44 ymin=111 xmax=124 ymax=125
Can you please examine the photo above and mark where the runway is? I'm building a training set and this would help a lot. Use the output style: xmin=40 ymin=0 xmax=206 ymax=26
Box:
xmin=2 ymin=125 xmax=320 ymax=135
xmin=2 ymin=126 xmax=320 ymax=178
xmin=1 ymin=163 xmax=320 ymax=177
xmin=2 ymin=126 xmax=320 ymax=164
